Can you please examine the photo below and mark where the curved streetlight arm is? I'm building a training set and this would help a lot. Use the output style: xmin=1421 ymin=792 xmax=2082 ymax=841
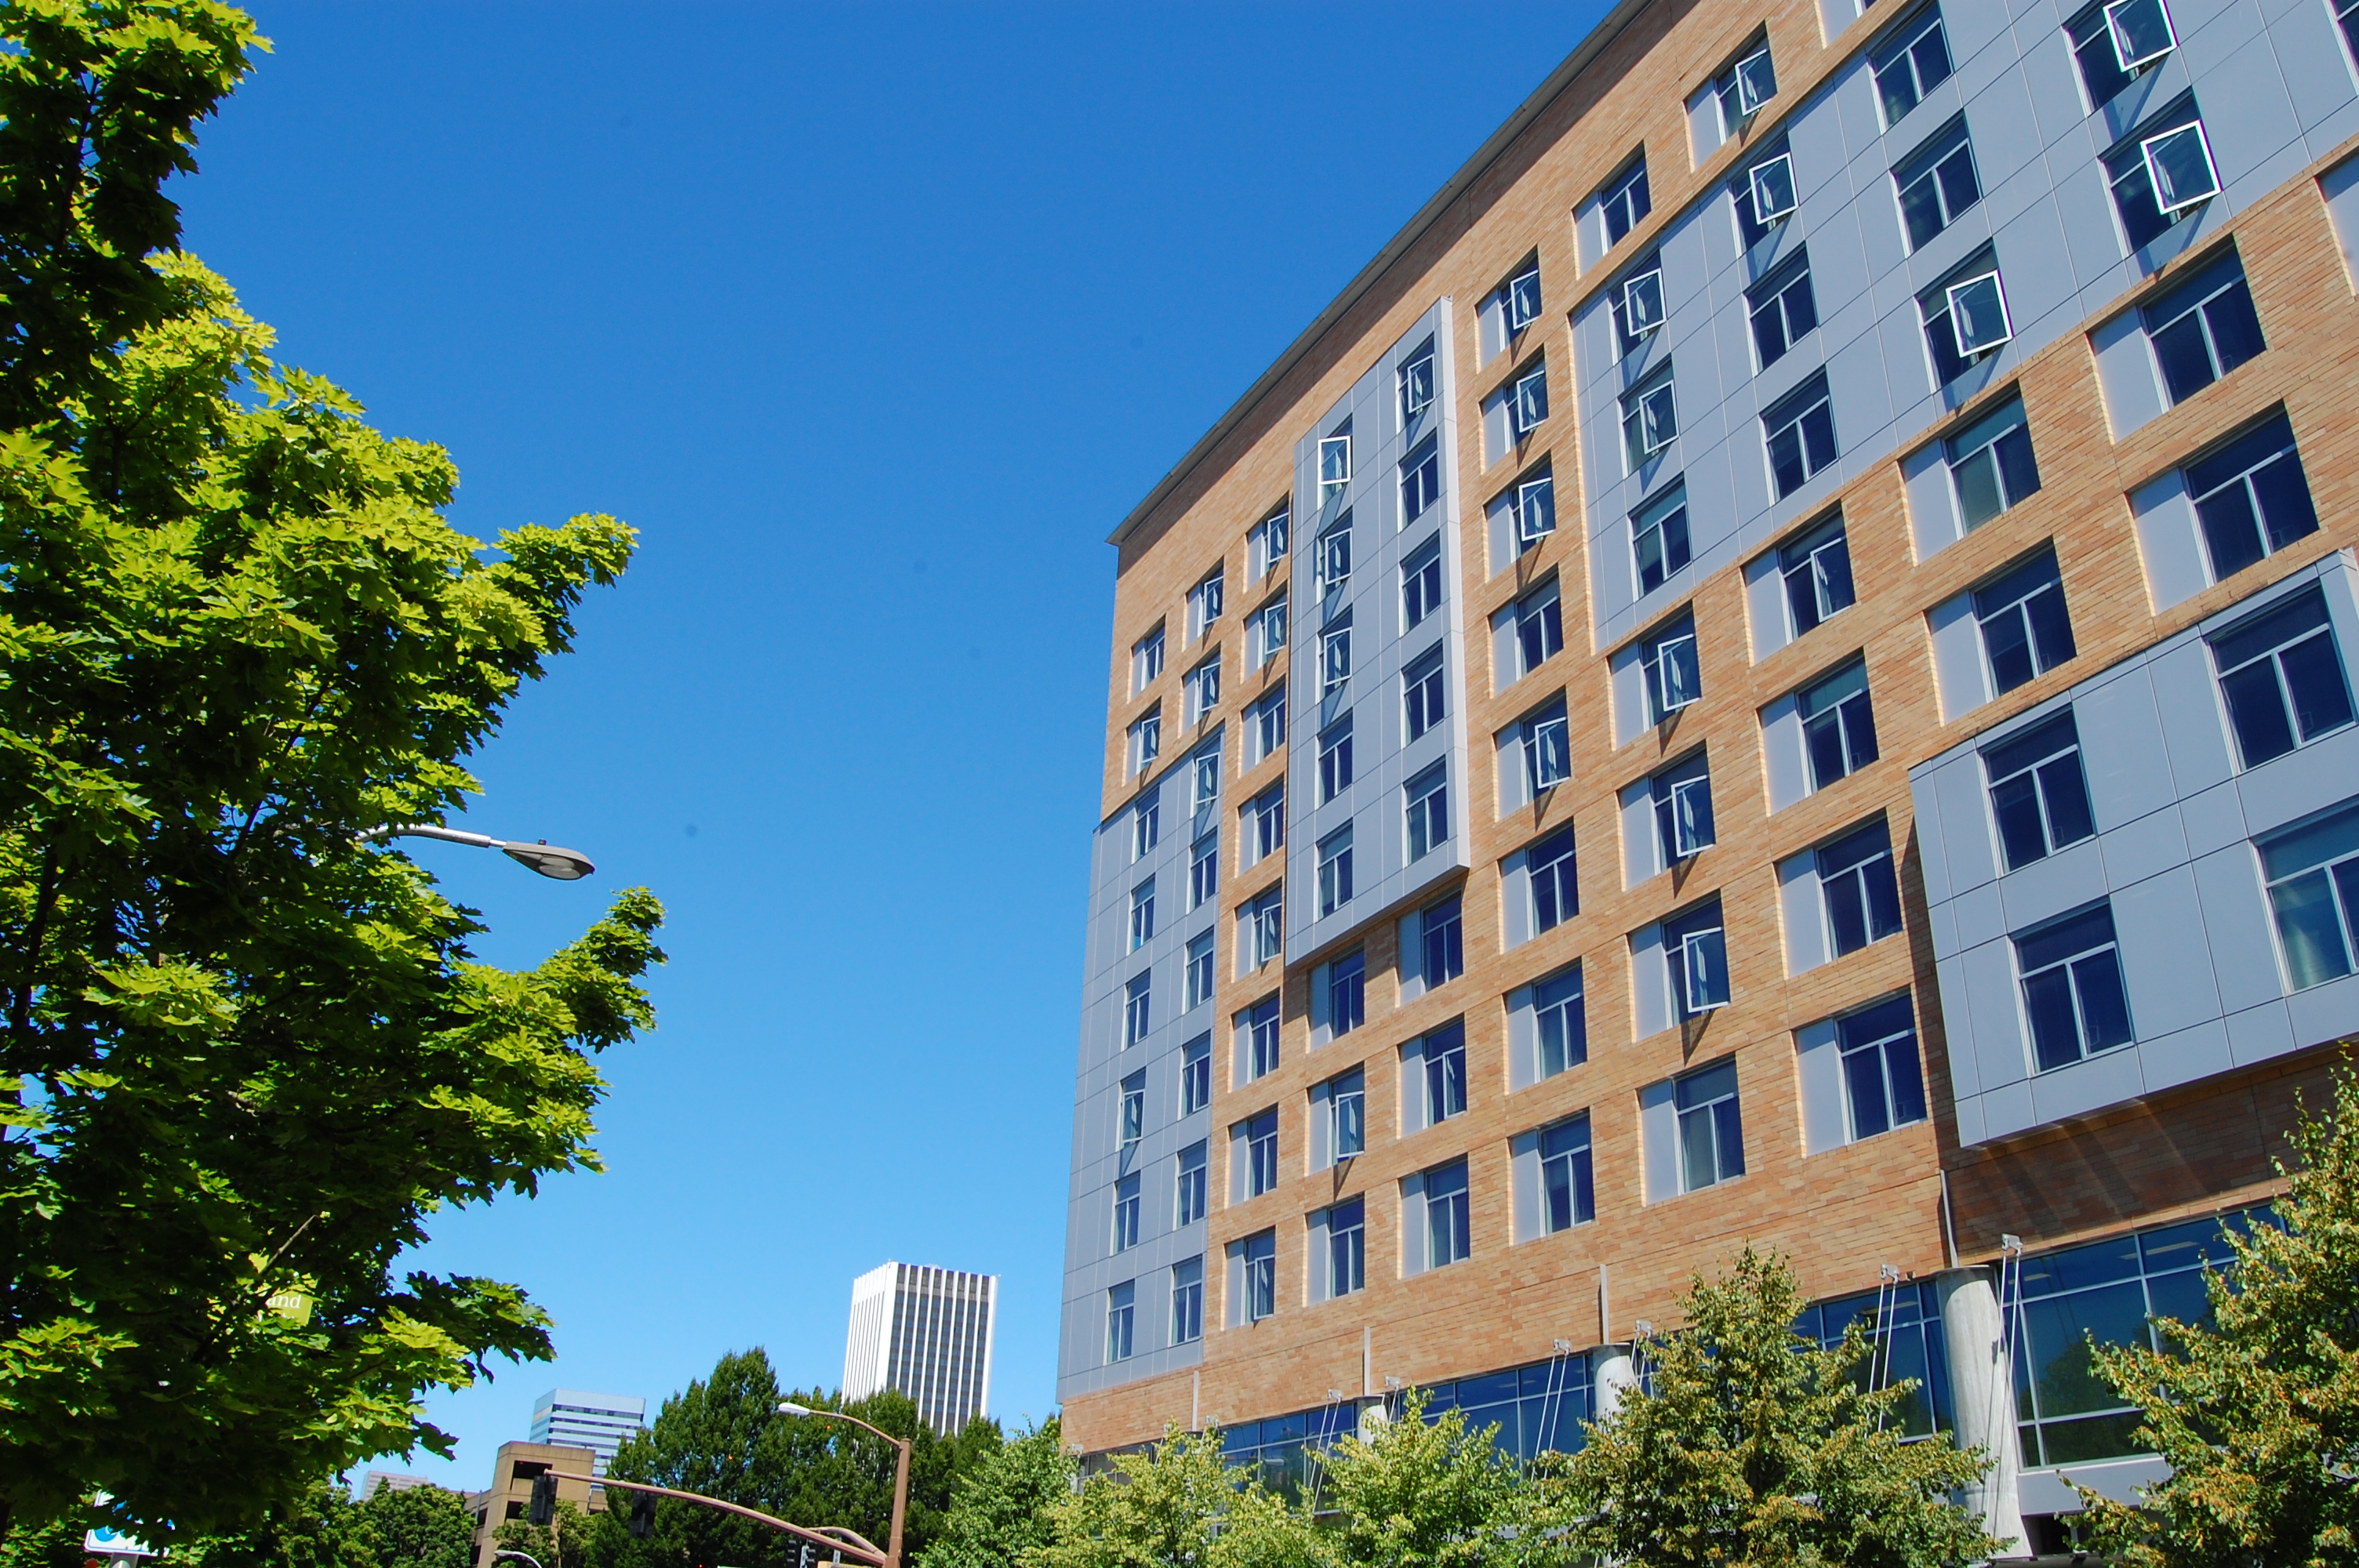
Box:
xmin=542 ymin=1472 xmax=883 ymax=1566
xmin=357 ymin=823 xmax=595 ymax=881
xmin=775 ymin=1405 xmax=913 ymax=1568
xmin=495 ymin=1552 xmax=544 ymax=1568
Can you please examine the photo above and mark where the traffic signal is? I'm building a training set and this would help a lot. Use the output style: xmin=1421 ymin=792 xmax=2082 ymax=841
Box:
xmin=528 ymin=1473 xmax=557 ymax=1527
xmin=628 ymin=1491 xmax=657 ymax=1540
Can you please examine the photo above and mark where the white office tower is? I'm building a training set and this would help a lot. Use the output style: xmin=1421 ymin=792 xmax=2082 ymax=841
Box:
xmin=528 ymin=1389 xmax=646 ymax=1475
xmin=841 ymin=1262 xmax=997 ymax=1435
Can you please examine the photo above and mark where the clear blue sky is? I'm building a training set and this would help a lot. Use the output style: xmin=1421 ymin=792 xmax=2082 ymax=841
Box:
xmin=176 ymin=0 xmax=1610 ymax=1491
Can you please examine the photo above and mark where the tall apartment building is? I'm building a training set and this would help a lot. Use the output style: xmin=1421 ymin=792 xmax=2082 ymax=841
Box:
xmin=1061 ymin=0 xmax=2359 ymax=1549
xmin=528 ymin=1388 xmax=645 ymax=1476
xmin=841 ymin=1261 xmax=997 ymax=1435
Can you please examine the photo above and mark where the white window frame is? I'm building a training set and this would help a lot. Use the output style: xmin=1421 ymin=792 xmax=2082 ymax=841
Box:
xmin=1132 ymin=627 xmax=1165 ymax=693
xmin=1621 ymin=365 xmax=1677 ymax=468
xmin=2141 ymin=119 xmax=2219 ymax=214
xmin=2104 ymin=0 xmax=2176 ymax=72
xmin=1733 ymin=45 xmax=1778 ymax=114
xmin=1944 ymin=270 xmax=2015 ymax=358
xmin=1511 ymin=361 xmax=1550 ymax=435
xmin=1507 ymin=264 xmax=1543 ymax=332
xmin=1129 ymin=878 xmax=1156 ymax=952
xmin=1749 ymin=153 xmax=1798 ymax=225
xmin=1524 ymin=704 xmax=1571 ymax=794
xmin=1185 ymin=929 xmax=1215 ymax=1010
xmin=1318 ymin=432 xmax=1351 ymax=501
xmin=1516 ymin=474 xmax=1557 ymax=546
xmin=1321 ymin=621 xmax=1352 ymax=695
xmin=1399 ymin=347 xmax=1435 ymax=426
xmin=1644 ymin=621 xmax=1702 ymax=723
xmin=1621 ymin=266 xmax=1665 ymax=337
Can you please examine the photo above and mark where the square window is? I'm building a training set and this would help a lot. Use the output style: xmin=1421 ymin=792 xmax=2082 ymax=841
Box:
xmin=1894 ymin=118 xmax=1980 ymax=252
xmin=2143 ymin=250 xmax=2264 ymax=406
xmin=1171 ymin=1257 xmax=1204 ymax=1344
xmin=1641 ymin=613 xmax=1701 ymax=724
xmin=1764 ymin=373 xmax=1838 ymax=499
xmin=1982 ymin=710 xmax=2096 ymax=872
xmin=1872 ymin=6 xmax=1954 ymax=126
xmin=1747 ymin=248 xmax=1818 ymax=371
xmin=1973 ymin=548 xmax=2076 ymax=696
xmin=1244 ymin=996 xmax=1280 ymax=1081
xmin=1185 ymin=928 xmax=1216 ymax=1009
xmin=2208 ymin=583 xmax=2355 ymax=768
xmin=1918 ymin=247 xmax=2003 ymax=385
xmin=1176 ymin=1145 xmax=1208 ymax=1226
xmin=1540 ymin=1114 xmax=1595 ymax=1232
xmin=1836 ymin=994 xmax=1927 ymax=1140
xmin=1511 ymin=361 xmax=1550 ymax=436
xmin=1619 ymin=263 xmax=1666 ymax=344
xmin=1665 ymin=898 xmax=1730 ymax=1018
xmin=1817 ymin=818 xmax=1903 ymax=956
xmin=2259 ymin=797 xmax=2359 ymax=989
xmin=1651 ymin=751 xmax=1716 ymax=864
xmin=1402 ymin=535 xmax=1444 ymax=628
xmin=1779 ymin=514 xmax=1855 ymax=637
xmin=1329 ymin=953 xmax=1366 ymax=1038
xmin=1733 ymin=45 xmax=1779 ymax=116
xmin=1404 ymin=645 xmax=1446 ymax=741
xmin=1422 ymin=895 xmax=1464 ymax=989
xmin=1946 ymin=271 xmax=2013 ymax=357
xmin=2106 ymin=99 xmax=2209 ymax=252
xmin=1398 ymin=340 xmax=1436 ymax=427
xmin=1106 ymin=1281 xmax=1135 ymax=1361
xmin=1516 ymin=472 xmax=1557 ymax=547
xmin=1423 ymin=1157 xmax=1470 ymax=1268
xmin=1401 ymin=434 xmax=1442 ymax=524
xmin=1325 ymin=1196 xmax=1367 ymax=1298
xmin=1407 ymin=761 xmax=1450 ymax=861
xmin=1947 ymin=396 xmax=2041 ymax=532
xmin=1506 ymin=263 xmax=1543 ymax=332
xmin=1621 ymin=361 xmax=1677 ymax=470
xmin=1601 ymin=157 xmax=1652 ymax=247
xmin=1673 ymin=1057 xmax=1744 ymax=1191
xmin=2105 ymin=0 xmax=2176 ymax=71
xmin=1522 ymin=699 xmax=1572 ymax=795
xmin=1317 ymin=823 xmax=1354 ymax=916
xmin=1319 ymin=430 xmax=1351 ymax=503
xmin=1181 ymin=1034 xmax=1212 ymax=1115
xmin=1318 ymin=517 xmax=1353 ymax=592
xmin=2015 ymin=902 xmax=2134 ymax=1070
xmin=1529 ymin=826 xmax=1579 ymax=935
xmin=1318 ymin=712 xmax=1354 ymax=804
xmin=1748 ymin=152 xmax=1797 ymax=225
xmin=1535 ymin=967 xmax=1587 ymax=1078
xmin=1800 ymin=658 xmax=1879 ymax=791
xmin=2143 ymin=122 xmax=2218 ymax=214
xmin=1633 ymin=485 xmax=1692 ymax=598
xmin=2184 ymin=412 xmax=2317 ymax=583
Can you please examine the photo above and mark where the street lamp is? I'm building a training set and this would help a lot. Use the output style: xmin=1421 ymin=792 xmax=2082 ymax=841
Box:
xmin=495 ymin=1552 xmax=543 ymax=1568
xmin=359 ymin=823 xmax=595 ymax=880
xmin=777 ymin=1403 xmax=912 ymax=1568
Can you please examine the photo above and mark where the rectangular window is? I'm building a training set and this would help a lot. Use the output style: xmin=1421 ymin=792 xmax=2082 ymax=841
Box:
xmin=1765 ymin=372 xmax=1837 ymax=500
xmin=1779 ymin=514 xmax=1855 ymax=637
xmin=1171 ymin=1258 xmax=1204 ymax=1344
xmin=1540 ymin=1115 xmax=1595 ymax=1232
xmin=1404 ymin=646 xmax=1445 ymax=741
xmin=1515 ymin=583 xmax=1565 ymax=676
xmin=1399 ymin=340 xmax=1436 ymax=426
xmin=2106 ymin=98 xmax=2212 ymax=252
xmin=1190 ymin=568 xmax=1226 ymax=641
xmin=1132 ymin=788 xmax=1161 ymax=860
xmin=2145 ymin=250 xmax=2264 ymax=405
xmin=1176 ymin=1141 xmax=1208 ymax=1226
xmin=1326 ymin=1196 xmax=1367 ymax=1298
xmin=1801 ymin=658 xmax=1879 ymax=790
xmin=1947 ymin=395 xmax=2041 ymax=532
xmin=1249 ymin=685 xmax=1286 ymax=764
xmin=1190 ymin=831 xmax=1218 ymax=910
xmin=1113 ymin=1174 xmax=1141 ymax=1251
xmin=1920 ymin=251 xmax=2011 ymax=385
xmin=1401 ymin=435 xmax=1441 ymax=524
xmin=1129 ymin=878 xmax=1157 ymax=952
xmin=1106 ymin=1281 xmax=1135 ymax=1361
xmin=1120 ymin=1070 xmax=1146 ymax=1156
xmin=2016 ymin=902 xmax=2135 ymax=1071
xmin=1245 ymin=996 xmax=1281 ymax=1082
xmin=1407 ymin=762 xmax=1450 ymax=861
xmin=1248 ymin=594 xmax=1288 ymax=670
xmin=1511 ymin=359 xmax=1550 ymax=436
xmin=1423 ymin=895 xmax=1465 ymax=989
xmin=1514 ymin=470 xmax=1557 ymax=547
xmin=1522 ymin=699 xmax=1572 ymax=795
xmin=2338 ymin=0 xmax=2359 ymax=66
xmin=1601 ymin=157 xmax=1652 ymax=247
xmin=1317 ymin=823 xmax=1355 ymax=916
xmin=1652 ymin=751 xmax=1717 ymax=863
xmin=1186 ymin=656 xmax=1221 ymax=722
xmin=1738 ymin=150 xmax=1797 ymax=245
xmin=1615 ymin=257 xmax=1665 ymax=351
xmin=2186 ymin=413 xmax=2317 ymax=583
xmin=1728 ymin=43 xmax=1778 ymax=121
xmin=1329 ymin=952 xmax=1366 ymax=1037
xmin=1818 ymin=819 xmax=1903 ymax=956
xmin=2209 ymin=583 xmax=2356 ymax=768
xmin=1124 ymin=972 xmax=1152 ymax=1048
xmin=1975 ymin=548 xmax=2077 ymax=695
xmin=1320 ymin=613 xmax=1353 ymax=695
xmin=1621 ymin=361 xmax=1677 ymax=470
xmin=1245 ymin=786 xmax=1284 ymax=866
xmin=1872 ymin=5 xmax=1954 ymax=125
xmin=1894 ymin=118 xmax=1980 ymax=252
xmin=1983 ymin=710 xmax=2096 ymax=872
xmin=1505 ymin=261 xmax=1543 ymax=332
xmin=1319 ymin=430 xmax=1351 ymax=503
xmin=2070 ymin=0 xmax=2174 ymax=108
xmin=1133 ymin=626 xmax=1166 ymax=692
xmin=1838 ymin=993 xmax=1928 ymax=1140
xmin=1248 ymin=888 xmax=1284 ymax=967
xmin=1424 ymin=1158 xmax=1471 ymax=1267
xmin=1251 ymin=506 xmax=1290 ymax=583
xmin=1236 ymin=1230 xmax=1275 ymax=1323
xmin=1641 ymin=612 xmax=1701 ymax=724
xmin=1318 ymin=519 xmax=1353 ymax=592
xmin=1747 ymin=248 xmax=1818 ymax=370
xmin=1329 ymin=1066 xmax=1366 ymax=1158
xmin=1665 ymin=898 xmax=1731 ymax=1018
xmin=1529 ymin=826 xmax=1579 ymax=934
xmin=1190 ymin=747 xmax=1219 ymax=821
xmin=1674 ymin=1057 xmax=1745 ymax=1192
xmin=1245 ymin=1109 xmax=1278 ymax=1197
xmin=1185 ymin=929 xmax=1215 ymax=1010
xmin=1423 ymin=1022 xmax=1469 ymax=1124
xmin=2259 ymin=798 xmax=2359 ymax=989
xmin=1181 ymin=1034 xmax=1211 ymax=1115
xmin=1401 ymin=535 xmax=1443 ymax=629
xmin=1536 ymin=966 xmax=1587 ymax=1079
xmin=1633 ymin=485 xmax=1692 ymax=600
xmin=1317 ymin=713 xmax=1355 ymax=803
xmin=1129 ymin=711 xmax=1161 ymax=775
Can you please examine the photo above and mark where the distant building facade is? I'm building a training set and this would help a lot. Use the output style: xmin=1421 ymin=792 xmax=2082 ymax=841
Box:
xmin=841 ymin=1261 xmax=997 ymax=1435
xmin=529 ymin=1388 xmax=646 ymax=1476
xmin=464 ymin=1441 xmax=600 ymax=1568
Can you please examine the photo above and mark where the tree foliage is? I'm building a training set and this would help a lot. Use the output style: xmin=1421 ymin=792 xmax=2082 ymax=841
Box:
xmin=0 ymin=0 xmax=662 ymax=1540
xmin=171 ymin=1476 xmax=475 ymax=1568
xmin=1032 ymin=1427 xmax=1309 ymax=1568
xmin=1310 ymin=1391 xmax=1521 ymax=1568
xmin=1551 ymin=1246 xmax=1999 ymax=1568
xmin=914 ymin=1417 xmax=1072 ymax=1568
xmin=576 ymin=1348 xmax=1002 ymax=1568
xmin=2080 ymin=1064 xmax=2359 ymax=1568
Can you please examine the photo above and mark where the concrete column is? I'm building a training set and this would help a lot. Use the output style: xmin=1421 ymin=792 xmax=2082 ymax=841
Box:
xmin=1591 ymin=1345 xmax=1639 ymax=1423
xmin=1936 ymin=1266 xmax=2028 ymax=1558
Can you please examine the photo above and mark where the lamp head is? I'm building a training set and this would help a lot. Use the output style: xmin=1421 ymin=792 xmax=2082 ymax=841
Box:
xmin=776 ymin=1401 xmax=812 ymax=1417
xmin=501 ymin=840 xmax=595 ymax=880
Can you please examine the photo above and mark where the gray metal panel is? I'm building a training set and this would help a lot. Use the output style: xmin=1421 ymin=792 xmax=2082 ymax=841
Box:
xmin=2113 ymin=864 xmax=2223 ymax=1037
xmin=1638 ymin=1078 xmax=1678 ymax=1204
xmin=1795 ymin=1015 xmax=1846 ymax=1155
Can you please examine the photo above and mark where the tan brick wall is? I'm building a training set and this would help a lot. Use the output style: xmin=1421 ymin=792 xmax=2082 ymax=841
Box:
xmin=1067 ymin=0 xmax=2359 ymax=1457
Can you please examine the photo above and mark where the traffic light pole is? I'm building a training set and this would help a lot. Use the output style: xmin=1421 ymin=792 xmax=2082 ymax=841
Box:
xmin=540 ymin=1472 xmax=885 ymax=1566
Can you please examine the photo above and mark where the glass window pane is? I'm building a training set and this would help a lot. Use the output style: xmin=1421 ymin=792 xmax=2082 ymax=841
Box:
xmin=2019 ymin=1279 xmax=2149 ymax=1417
xmin=2037 ymin=754 xmax=2096 ymax=848
xmin=2072 ymin=951 xmax=2134 ymax=1050
xmin=2250 ymin=455 xmax=2319 ymax=554
xmin=2024 ymin=967 xmax=2083 ymax=1071
xmin=2222 ymin=662 xmax=2296 ymax=766
xmin=2281 ymin=634 xmax=2355 ymax=742
xmin=1845 ymin=1041 xmax=1891 ymax=1138
xmin=2196 ymin=481 xmax=2266 ymax=579
xmin=2270 ymin=869 xmax=2352 ymax=989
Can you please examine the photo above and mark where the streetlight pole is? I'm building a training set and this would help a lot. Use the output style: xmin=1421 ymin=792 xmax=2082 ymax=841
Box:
xmin=358 ymin=822 xmax=596 ymax=880
xmin=777 ymin=1403 xmax=913 ymax=1568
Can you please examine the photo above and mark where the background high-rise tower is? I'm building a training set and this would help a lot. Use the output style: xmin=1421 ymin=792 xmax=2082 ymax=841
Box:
xmin=527 ymin=1389 xmax=645 ymax=1475
xmin=841 ymin=1262 xmax=996 ymax=1435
